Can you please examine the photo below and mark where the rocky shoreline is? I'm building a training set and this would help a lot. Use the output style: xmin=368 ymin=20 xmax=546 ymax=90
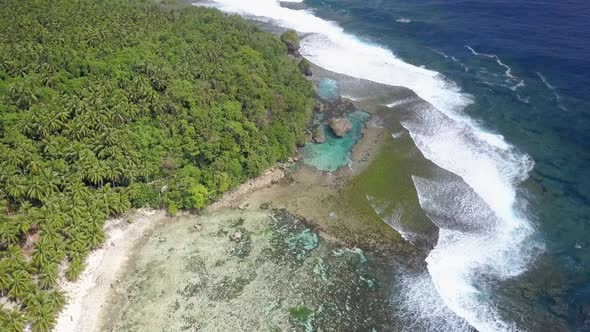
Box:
xmin=54 ymin=80 xmax=426 ymax=332
xmin=53 ymin=26 xmax=432 ymax=332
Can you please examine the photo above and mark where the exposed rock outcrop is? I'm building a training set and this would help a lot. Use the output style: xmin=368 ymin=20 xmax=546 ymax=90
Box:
xmin=314 ymin=97 xmax=355 ymax=117
xmin=312 ymin=126 xmax=326 ymax=143
xmin=313 ymin=100 xmax=324 ymax=113
xmin=230 ymin=230 xmax=242 ymax=242
xmin=280 ymin=29 xmax=300 ymax=53
xmin=329 ymin=118 xmax=353 ymax=137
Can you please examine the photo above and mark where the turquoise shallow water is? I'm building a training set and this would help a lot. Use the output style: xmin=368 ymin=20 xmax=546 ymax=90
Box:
xmin=317 ymin=78 xmax=340 ymax=101
xmin=301 ymin=111 xmax=369 ymax=172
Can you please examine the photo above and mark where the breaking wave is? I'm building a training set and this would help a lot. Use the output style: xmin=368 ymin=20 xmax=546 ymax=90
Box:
xmin=196 ymin=1 xmax=540 ymax=331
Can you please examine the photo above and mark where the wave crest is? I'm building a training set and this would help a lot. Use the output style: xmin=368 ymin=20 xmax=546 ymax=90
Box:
xmin=197 ymin=1 xmax=540 ymax=331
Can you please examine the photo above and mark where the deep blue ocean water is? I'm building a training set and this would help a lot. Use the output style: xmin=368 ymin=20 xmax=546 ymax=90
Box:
xmin=302 ymin=0 xmax=590 ymax=329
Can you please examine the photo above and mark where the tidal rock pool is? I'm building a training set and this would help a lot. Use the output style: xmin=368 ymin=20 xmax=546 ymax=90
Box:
xmin=105 ymin=209 xmax=399 ymax=332
xmin=302 ymin=111 xmax=370 ymax=172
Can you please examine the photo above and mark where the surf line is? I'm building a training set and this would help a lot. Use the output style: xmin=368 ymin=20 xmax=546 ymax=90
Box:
xmin=431 ymin=48 xmax=470 ymax=72
xmin=465 ymin=45 xmax=525 ymax=91
xmin=537 ymin=72 xmax=568 ymax=111
xmin=197 ymin=2 xmax=537 ymax=331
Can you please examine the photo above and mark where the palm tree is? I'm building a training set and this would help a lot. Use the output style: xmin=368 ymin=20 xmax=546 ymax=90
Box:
xmin=26 ymin=159 xmax=44 ymax=175
xmin=44 ymin=214 xmax=66 ymax=231
xmin=37 ymin=264 xmax=58 ymax=290
xmin=8 ymin=270 xmax=33 ymax=300
xmin=14 ymin=217 xmax=31 ymax=238
xmin=6 ymin=175 xmax=27 ymax=199
xmin=86 ymin=225 xmax=104 ymax=249
xmin=36 ymin=233 xmax=65 ymax=263
xmin=0 ymin=162 xmax=17 ymax=182
xmin=92 ymin=114 xmax=109 ymax=133
xmin=32 ymin=243 xmax=51 ymax=269
xmin=8 ymin=83 xmax=38 ymax=110
xmin=65 ymin=119 xmax=91 ymax=140
xmin=45 ymin=111 xmax=66 ymax=133
xmin=0 ymin=220 xmax=20 ymax=247
xmin=22 ymin=118 xmax=38 ymax=138
xmin=4 ymin=245 xmax=26 ymax=270
xmin=67 ymin=196 xmax=87 ymax=219
xmin=22 ymin=289 xmax=65 ymax=328
xmin=3 ymin=151 xmax=25 ymax=169
xmin=65 ymin=96 xmax=84 ymax=118
xmin=26 ymin=176 xmax=46 ymax=201
xmin=0 ymin=308 xmax=26 ymax=332
xmin=0 ymin=262 xmax=10 ymax=294
xmin=66 ymin=233 xmax=88 ymax=255
xmin=26 ymin=291 xmax=60 ymax=332
xmin=65 ymin=255 xmax=84 ymax=281
xmin=65 ymin=181 xmax=90 ymax=201
xmin=87 ymin=161 xmax=107 ymax=187
xmin=40 ymin=137 xmax=61 ymax=157
xmin=64 ymin=141 xmax=85 ymax=162
xmin=38 ymin=169 xmax=59 ymax=197
xmin=47 ymin=290 xmax=66 ymax=311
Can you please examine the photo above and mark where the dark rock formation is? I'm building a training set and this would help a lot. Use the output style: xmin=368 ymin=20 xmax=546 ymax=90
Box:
xmin=280 ymin=29 xmax=300 ymax=53
xmin=312 ymin=126 xmax=326 ymax=143
xmin=313 ymin=99 xmax=325 ymax=113
xmin=315 ymin=97 xmax=356 ymax=117
xmin=229 ymin=230 xmax=242 ymax=242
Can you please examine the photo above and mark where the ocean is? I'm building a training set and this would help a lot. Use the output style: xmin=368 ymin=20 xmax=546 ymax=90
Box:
xmin=196 ymin=0 xmax=590 ymax=331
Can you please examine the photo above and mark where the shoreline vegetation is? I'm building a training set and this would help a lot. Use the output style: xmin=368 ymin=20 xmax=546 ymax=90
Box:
xmin=0 ymin=0 xmax=314 ymax=330
xmin=53 ymin=165 xmax=289 ymax=332
xmin=2 ymin=0 xmax=424 ymax=331
xmin=54 ymin=93 xmax=412 ymax=330
xmin=54 ymin=105 xmax=416 ymax=332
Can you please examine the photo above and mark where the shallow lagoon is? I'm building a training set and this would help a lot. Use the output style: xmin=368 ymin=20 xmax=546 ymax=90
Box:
xmin=301 ymin=111 xmax=369 ymax=172
xmin=105 ymin=209 xmax=399 ymax=332
xmin=302 ymin=77 xmax=370 ymax=173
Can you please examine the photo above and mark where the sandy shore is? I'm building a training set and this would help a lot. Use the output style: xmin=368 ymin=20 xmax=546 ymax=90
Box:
xmin=51 ymin=69 xmax=415 ymax=332
xmin=52 ymin=133 xmax=415 ymax=331
xmin=52 ymin=154 xmax=382 ymax=332
xmin=53 ymin=166 xmax=292 ymax=332
xmin=54 ymin=209 xmax=167 ymax=332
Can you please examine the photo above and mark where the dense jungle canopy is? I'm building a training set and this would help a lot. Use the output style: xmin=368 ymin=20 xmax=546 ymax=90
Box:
xmin=0 ymin=0 xmax=313 ymax=330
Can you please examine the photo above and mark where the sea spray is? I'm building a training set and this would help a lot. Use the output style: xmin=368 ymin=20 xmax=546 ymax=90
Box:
xmin=198 ymin=1 xmax=540 ymax=330
xmin=395 ymin=272 xmax=472 ymax=332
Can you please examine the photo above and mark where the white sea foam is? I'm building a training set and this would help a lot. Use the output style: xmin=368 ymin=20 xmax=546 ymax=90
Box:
xmin=341 ymin=94 xmax=359 ymax=101
xmin=391 ymin=131 xmax=405 ymax=139
xmin=197 ymin=1 xmax=539 ymax=331
xmin=386 ymin=97 xmax=421 ymax=108
xmin=396 ymin=272 xmax=472 ymax=331
xmin=466 ymin=45 xmax=525 ymax=91
xmin=537 ymin=72 xmax=568 ymax=111
xmin=403 ymin=101 xmax=540 ymax=331
xmin=200 ymin=0 xmax=472 ymax=114
xmin=396 ymin=18 xmax=413 ymax=24
xmin=432 ymin=49 xmax=470 ymax=72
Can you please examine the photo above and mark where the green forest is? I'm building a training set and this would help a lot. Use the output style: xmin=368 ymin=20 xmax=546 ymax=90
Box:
xmin=0 ymin=0 xmax=313 ymax=330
